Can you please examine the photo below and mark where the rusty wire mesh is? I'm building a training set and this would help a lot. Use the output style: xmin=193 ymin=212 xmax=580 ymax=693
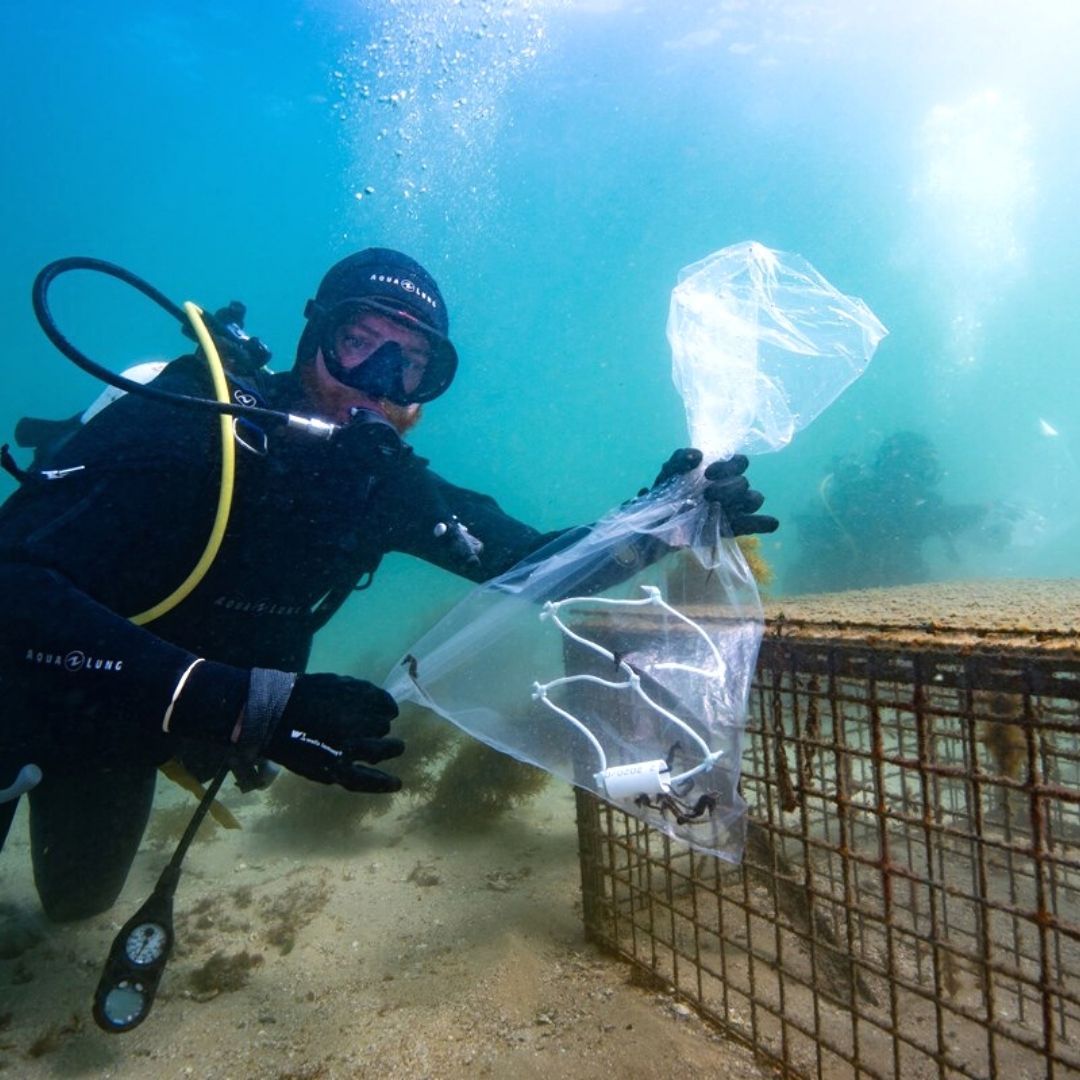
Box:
xmin=575 ymin=581 xmax=1080 ymax=1080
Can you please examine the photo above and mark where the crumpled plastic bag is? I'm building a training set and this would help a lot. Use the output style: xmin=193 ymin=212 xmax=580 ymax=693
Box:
xmin=670 ymin=240 xmax=886 ymax=458
xmin=386 ymin=242 xmax=885 ymax=860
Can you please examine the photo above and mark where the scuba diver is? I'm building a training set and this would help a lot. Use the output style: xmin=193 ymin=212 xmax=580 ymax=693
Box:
xmin=0 ymin=248 xmax=779 ymax=925
xmin=785 ymin=430 xmax=986 ymax=594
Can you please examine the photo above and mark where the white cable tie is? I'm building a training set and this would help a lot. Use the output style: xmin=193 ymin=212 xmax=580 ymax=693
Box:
xmin=670 ymin=750 xmax=725 ymax=788
xmin=549 ymin=586 xmax=727 ymax=677
xmin=532 ymin=682 xmax=608 ymax=773
xmin=536 ymin=585 xmax=721 ymax=777
xmin=162 ymin=658 xmax=205 ymax=733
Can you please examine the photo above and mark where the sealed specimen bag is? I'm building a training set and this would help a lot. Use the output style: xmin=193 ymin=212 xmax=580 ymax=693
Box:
xmin=386 ymin=241 xmax=886 ymax=860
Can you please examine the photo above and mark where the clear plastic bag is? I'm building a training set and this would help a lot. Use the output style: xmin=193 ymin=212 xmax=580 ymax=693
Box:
xmin=669 ymin=241 xmax=887 ymax=458
xmin=387 ymin=242 xmax=885 ymax=860
xmin=386 ymin=487 xmax=762 ymax=860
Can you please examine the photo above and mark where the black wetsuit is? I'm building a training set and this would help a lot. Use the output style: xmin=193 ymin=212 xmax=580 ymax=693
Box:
xmin=0 ymin=356 xmax=555 ymax=919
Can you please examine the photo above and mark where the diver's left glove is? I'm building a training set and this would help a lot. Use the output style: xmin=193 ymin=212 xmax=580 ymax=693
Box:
xmin=647 ymin=448 xmax=779 ymax=537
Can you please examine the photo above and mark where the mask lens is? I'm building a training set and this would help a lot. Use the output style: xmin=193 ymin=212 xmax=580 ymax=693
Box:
xmin=320 ymin=300 xmax=456 ymax=405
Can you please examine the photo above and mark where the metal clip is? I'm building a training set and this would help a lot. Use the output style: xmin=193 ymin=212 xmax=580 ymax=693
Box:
xmin=434 ymin=516 xmax=484 ymax=566
xmin=233 ymin=417 xmax=269 ymax=457
xmin=40 ymin=465 xmax=86 ymax=481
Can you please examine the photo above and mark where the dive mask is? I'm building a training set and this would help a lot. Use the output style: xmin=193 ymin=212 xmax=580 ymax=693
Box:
xmin=307 ymin=298 xmax=458 ymax=406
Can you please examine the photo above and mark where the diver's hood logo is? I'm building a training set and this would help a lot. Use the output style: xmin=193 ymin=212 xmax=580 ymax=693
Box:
xmin=234 ymin=390 xmax=258 ymax=407
xmin=368 ymin=273 xmax=438 ymax=310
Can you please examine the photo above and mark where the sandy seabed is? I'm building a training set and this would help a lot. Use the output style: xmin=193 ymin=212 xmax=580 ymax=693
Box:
xmin=0 ymin=781 xmax=771 ymax=1080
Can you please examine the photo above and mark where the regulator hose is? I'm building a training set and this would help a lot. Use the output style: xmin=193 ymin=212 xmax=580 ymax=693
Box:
xmin=31 ymin=257 xmax=334 ymax=437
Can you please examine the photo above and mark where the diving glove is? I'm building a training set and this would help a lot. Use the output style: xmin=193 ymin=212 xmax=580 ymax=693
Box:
xmin=167 ymin=663 xmax=403 ymax=793
xmin=648 ymin=448 xmax=779 ymax=537
xmin=266 ymin=673 xmax=403 ymax=793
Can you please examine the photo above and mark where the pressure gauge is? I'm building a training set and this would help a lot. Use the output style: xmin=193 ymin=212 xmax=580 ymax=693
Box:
xmin=93 ymin=879 xmax=176 ymax=1033
xmin=124 ymin=922 xmax=169 ymax=967
xmin=92 ymin=763 xmax=229 ymax=1033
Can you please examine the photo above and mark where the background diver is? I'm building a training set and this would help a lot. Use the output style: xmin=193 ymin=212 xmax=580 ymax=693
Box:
xmin=785 ymin=430 xmax=993 ymax=594
xmin=0 ymin=247 xmax=778 ymax=924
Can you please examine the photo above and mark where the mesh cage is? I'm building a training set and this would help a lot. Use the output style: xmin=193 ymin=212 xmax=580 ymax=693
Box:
xmin=575 ymin=581 xmax=1080 ymax=1080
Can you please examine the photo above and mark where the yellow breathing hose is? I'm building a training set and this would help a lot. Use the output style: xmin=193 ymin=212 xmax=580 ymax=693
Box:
xmin=130 ymin=302 xmax=236 ymax=626
xmin=129 ymin=302 xmax=242 ymax=823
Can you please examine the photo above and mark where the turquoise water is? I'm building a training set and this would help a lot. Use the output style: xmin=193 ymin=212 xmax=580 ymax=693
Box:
xmin=2 ymin=0 xmax=1078 ymax=676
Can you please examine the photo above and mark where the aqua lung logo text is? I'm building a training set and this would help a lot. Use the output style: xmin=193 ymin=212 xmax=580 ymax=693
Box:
xmin=25 ymin=648 xmax=124 ymax=672
xmin=214 ymin=595 xmax=305 ymax=617
xmin=368 ymin=274 xmax=438 ymax=311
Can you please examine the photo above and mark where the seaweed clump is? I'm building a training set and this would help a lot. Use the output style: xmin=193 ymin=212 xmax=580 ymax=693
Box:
xmin=188 ymin=950 xmax=264 ymax=997
xmin=25 ymin=1014 xmax=81 ymax=1059
xmin=258 ymin=871 xmax=331 ymax=955
xmin=737 ymin=535 xmax=774 ymax=589
xmin=423 ymin=739 xmax=550 ymax=830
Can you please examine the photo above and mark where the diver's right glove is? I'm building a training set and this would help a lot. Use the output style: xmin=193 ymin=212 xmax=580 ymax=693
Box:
xmin=265 ymin=673 xmax=404 ymax=793
xmin=701 ymin=456 xmax=779 ymax=537
xmin=168 ymin=664 xmax=403 ymax=793
xmin=646 ymin=448 xmax=779 ymax=537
